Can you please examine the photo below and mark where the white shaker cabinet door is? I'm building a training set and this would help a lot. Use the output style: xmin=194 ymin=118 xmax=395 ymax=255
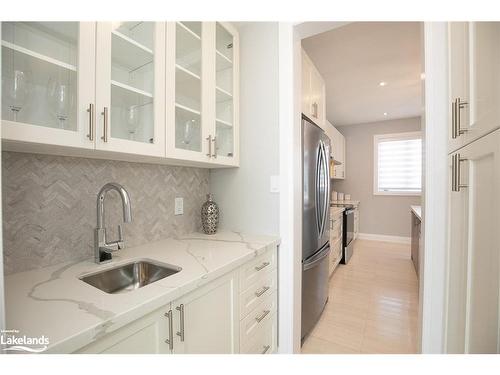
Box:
xmin=172 ymin=270 xmax=239 ymax=354
xmin=448 ymin=22 xmax=500 ymax=153
xmin=446 ymin=129 xmax=500 ymax=353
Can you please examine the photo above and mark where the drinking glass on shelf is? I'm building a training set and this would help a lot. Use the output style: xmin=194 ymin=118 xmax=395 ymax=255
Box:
xmin=3 ymin=69 xmax=31 ymax=122
xmin=47 ymin=78 xmax=72 ymax=129
xmin=183 ymin=119 xmax=196 ymax=145
xmin=127 ymin=105 xmax=139 ymax=140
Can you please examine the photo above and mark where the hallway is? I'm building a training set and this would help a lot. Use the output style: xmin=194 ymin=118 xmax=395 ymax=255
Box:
xmin=302 ymin=239 xmax=419 ymax=354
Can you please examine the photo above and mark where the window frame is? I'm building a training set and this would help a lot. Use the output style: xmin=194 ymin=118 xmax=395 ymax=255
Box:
xmin=373 ymin=131 xmax=422 ymax=196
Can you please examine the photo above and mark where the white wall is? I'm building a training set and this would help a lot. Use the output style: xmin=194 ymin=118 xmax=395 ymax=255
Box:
xmin=333 ymin=117 xmax=422 ymax=238
xmin=0 ymin=23 xmax=5 ymax=335
xmin=210 ymin=22 xmax=280 ymax=235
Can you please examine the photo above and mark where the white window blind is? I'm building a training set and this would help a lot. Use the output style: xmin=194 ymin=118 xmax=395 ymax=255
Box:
xmin=374 ymin=132 xmax=422 ymax=195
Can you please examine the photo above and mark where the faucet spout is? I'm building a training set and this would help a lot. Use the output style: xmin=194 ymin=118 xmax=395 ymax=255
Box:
xmin=97 ymin=182 xmax=132 ymax=228
xmin=95 ymin=183 xmax=132 ymax=264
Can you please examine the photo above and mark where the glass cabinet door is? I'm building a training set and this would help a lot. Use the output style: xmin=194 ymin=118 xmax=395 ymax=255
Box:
xmin=95 ymin=22 xmax=165 ymax=157
xmin=214 ymin=22 xmax=237 ymax=162
xmin=1 ymin=22 xmax=95 ymax=148
xmin=173 ymin=22 xmax=203 ymax=155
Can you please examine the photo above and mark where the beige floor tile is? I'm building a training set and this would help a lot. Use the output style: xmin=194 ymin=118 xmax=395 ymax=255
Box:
xmin=301 ymin=239 xmax=419 ymax=354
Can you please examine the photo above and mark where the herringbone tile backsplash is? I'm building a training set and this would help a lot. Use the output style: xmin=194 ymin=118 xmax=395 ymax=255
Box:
xmin=2 ymin=152 xmax=209 ymax=275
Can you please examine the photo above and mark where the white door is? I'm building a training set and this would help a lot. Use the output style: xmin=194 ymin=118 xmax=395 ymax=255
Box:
xmin=448 ymin=22 xmax=500 ymax=153
xmin=172 ymin=271 xmax=239 ymax=354
xmin=166 ymin=22 xmax=210 ymax=163
xmin=95 ymin=22 xmax=166 ymax=157
xmin=1 ymin=22 xmax=95 ymax=149
xmin=211 ymin=22 xmax=239 ymax=166
xmin=76 ymin=304 xmax=172 ymax=354
xmin=446 ymin=128 xmax=500 ymax=353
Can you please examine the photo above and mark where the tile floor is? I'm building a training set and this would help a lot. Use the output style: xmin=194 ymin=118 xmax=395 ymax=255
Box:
xmin=301 ymin=239 xmax=419 ymax=354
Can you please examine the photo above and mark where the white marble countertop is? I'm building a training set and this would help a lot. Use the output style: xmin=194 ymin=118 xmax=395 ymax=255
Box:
xmin=411 ymin=205 xmax=422 ymax=221
xmin=4 ymin=231 xmax=279 ymax=353
xmin=331 ymin=200 xmax=360 ymax=207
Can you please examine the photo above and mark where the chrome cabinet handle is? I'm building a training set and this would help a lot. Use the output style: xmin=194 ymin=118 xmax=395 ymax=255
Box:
xmin=87 ymin=103 xmax=95 ymax=141
xmin=255 ymin=309 xmax=270 ymax=323
xmin=254 ymin=286 xmax=270 ymax=297
xmin=457 ymin=98 xmax=469 ymax=135
xmin=165 ymin=310 xmax=173 ymax=351
xmin=254 ymin=261 xmax=270 ymax=271
xmin=262 ymin=345 xmax=271 ymax=354
xmin=101 ymin=107 xmax=109 ymax=142
xmin=452 ymin=153 xmax=468 ymax=192
xmin=206 ymin=135 xmax=212 ymax=157
xmin=451 ymin=99 xmax=457 ymax=139
xmin=456 ymin=153 xmax=468 ymax=191
xmin=212 ymin=136 xmax=217 ymax=158
xmin=176 ymin=304 xmax=185 ymax=342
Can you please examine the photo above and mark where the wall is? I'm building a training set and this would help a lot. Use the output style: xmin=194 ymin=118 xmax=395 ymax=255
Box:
xmin=333 ymin=117 xmax=421 ymax=238
xmin=210 ymin=22 xmax=280 ymax=235
xmin=2 ymin=152 xmax=209 ymax=275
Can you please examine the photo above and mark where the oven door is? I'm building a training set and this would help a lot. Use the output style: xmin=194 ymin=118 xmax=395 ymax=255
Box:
xmin=344 ymin=208 xmax=355 ymax=246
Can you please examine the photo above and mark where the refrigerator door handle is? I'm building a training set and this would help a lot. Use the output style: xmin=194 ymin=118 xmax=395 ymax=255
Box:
xmin=315 ymin=144 xmax=323 ymax=237
xmin=320 ymin=141 xmax=330 ymax=238
xmin=303 ymin=245 xmax=330 ymax=271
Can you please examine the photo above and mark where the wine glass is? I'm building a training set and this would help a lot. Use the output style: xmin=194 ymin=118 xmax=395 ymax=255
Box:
xmin=47 ymin=78 xmax=72 ymax=129
xmin=127 ymin=105 xmax=139 ymax=140
xmin=183 ymin=119 xmax=196 ymax=146
xmin=3 ymin=69 xmax=31 ymax=122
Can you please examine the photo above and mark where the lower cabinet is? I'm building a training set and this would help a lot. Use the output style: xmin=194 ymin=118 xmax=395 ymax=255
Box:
xmin=76 ymin=246 xmax=278 ymax=354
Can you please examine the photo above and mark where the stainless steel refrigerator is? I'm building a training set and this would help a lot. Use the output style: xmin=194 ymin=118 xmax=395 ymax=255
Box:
xmin=301 ymin=115 xmax=331 ymax=341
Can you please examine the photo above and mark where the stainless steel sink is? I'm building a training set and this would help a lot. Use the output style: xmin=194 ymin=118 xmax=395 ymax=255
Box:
xmin=80 ymin=260 xmax=181 ymax=294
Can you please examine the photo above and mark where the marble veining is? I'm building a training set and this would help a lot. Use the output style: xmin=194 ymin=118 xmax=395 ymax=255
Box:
xmin=5 ymin=231 xmax=279 ymax=353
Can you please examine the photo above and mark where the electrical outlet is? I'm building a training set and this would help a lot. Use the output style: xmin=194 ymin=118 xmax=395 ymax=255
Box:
xmin=174 ymin=197 xmax=184 ymax=215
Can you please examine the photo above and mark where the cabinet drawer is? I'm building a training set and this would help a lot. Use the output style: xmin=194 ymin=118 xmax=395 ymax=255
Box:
xmin=240 ymin=270 xmax=277 ymax=319
xmin=241 ymin=312 xmax=277 ymax=354
xmin=239 ymin=247 xmax=277 ymax=291
xmin=240 ymin=291 xmax=277 ymax=345
xmin=330 ymin=219 xmax=342 ymax=241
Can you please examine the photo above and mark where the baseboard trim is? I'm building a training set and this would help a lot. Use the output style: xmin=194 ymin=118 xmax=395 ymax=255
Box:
xmin=357 ymin=233 xmax=411 ymax=244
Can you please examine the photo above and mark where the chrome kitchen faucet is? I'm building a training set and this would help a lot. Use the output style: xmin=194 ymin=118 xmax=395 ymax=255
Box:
xmin=95 ymin=183 xmax=132 ymax=264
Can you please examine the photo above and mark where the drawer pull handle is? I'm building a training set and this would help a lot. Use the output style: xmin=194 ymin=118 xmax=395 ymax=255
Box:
xmin=254 ymin=262 xmax=270 ymax=271
xmin=255 ymin=309 xmax=270 ymax=323
xmin=254 ymin=286 xmax=270 ymax=297
xmin=164 ymin=310 xmax=173 ymax=351
xmin=262 ymin=345 xmax=271 ymax=354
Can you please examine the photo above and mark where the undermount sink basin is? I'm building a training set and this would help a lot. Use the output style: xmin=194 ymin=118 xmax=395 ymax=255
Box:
xmin=80 ymin=260 xmax=181 ymax=294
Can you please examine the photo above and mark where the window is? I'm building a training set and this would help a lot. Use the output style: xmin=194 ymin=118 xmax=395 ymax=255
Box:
xmin=373 ymin=132 xmax=422 ymax=195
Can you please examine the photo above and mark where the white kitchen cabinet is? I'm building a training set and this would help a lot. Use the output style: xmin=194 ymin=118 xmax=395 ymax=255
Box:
xmin=448 ymin=22 xmax=500 ymax=153
xmin=166 ymin=21 xmax=239 ymax=166
xmin=2 ymin=21 xmax=239 ymax=168
xmin=76 ymin=304 xmax=172 ymax=354
xmin=329 ymin=209 xmax=343 ymax=276
xmin=353 ymin=207 xmax=359 ymax=240
xmin=95 ymin=22 xmax=166 ymax=157
xmin=302 ymin=48 xmax=325 ymax=129
xmin=446 ymin=128 xmax=500 ymax=353
xmin=325 ymin=120 xmax=346 ymax=179
xmin=1 ymin=22 xmax=96 ymax=149
xmin=171 ymin=270 xmax=239 ymax=354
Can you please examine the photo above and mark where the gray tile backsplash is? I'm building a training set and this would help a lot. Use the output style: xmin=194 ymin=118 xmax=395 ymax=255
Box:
xmin=2 ymin=152 xmax=209 ymax=275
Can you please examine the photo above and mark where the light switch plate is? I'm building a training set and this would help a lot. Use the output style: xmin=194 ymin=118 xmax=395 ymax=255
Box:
xmin=270 ymin=175 xmax=280 ymax=193
xmin=174 ymin=197 xmax=184 ymax=215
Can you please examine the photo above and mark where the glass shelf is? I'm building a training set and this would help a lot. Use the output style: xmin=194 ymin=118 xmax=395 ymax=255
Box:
xmin=1 ymin=22 xmax=78 ymax=131
xmin=175 ymin=22 xmax=202 ymax=77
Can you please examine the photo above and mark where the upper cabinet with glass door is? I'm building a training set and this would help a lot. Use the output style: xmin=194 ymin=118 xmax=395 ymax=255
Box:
xmin=94 ymin=22 xmax=166 ymax=157
xmin=166 ymin=22 xmax=206 ymax=162
xmin=448 ymin=22 xmax=500 ymax=153
xmin=1 ymin=22 xmax=96 ymax=149
xmin=213 ymin=22 xmax=239 ymax=165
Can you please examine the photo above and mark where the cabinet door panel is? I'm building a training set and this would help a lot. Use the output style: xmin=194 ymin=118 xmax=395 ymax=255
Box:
xmin=446 ymin=129 xmax=500 ymax=353
xmin=95 ymin=22 xmax=165 ymax=157
xmin=1 ymin=22 xmax=95 ymax=149
xmin=448 ymin=22 xmax=500 ymax=152
xmin=173 ymin=271 xmax=239 ymax=354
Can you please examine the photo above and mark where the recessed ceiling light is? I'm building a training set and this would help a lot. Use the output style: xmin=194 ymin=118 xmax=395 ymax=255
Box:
xmin=383 ymin=112 xmax=388 ymax=116
xmin=379 ymin=81 xmax=387 ymax=87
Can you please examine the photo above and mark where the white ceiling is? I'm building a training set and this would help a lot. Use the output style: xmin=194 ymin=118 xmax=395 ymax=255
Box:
xmin=302 ymin=22 xmax=422 ymax=126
